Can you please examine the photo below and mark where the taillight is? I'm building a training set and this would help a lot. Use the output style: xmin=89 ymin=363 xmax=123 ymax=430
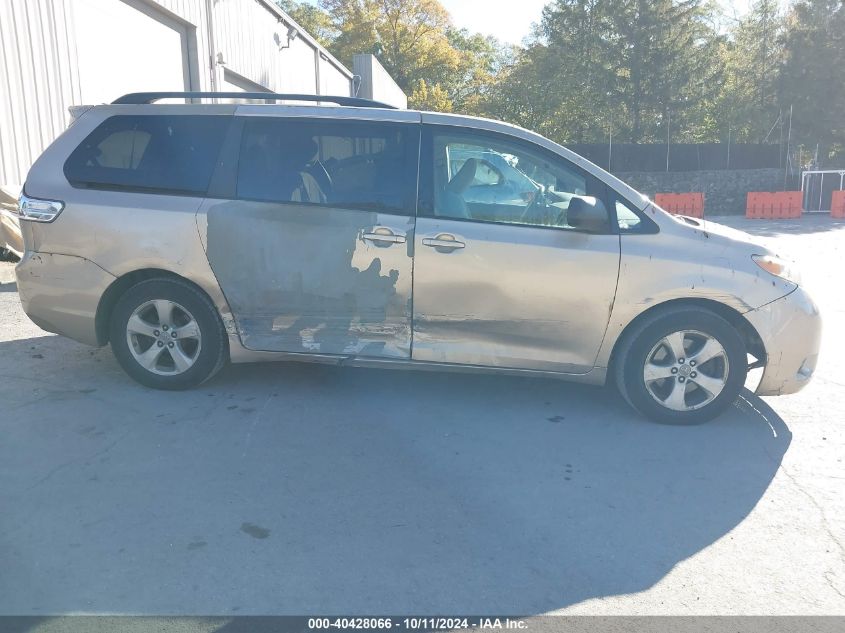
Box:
xmin=17 ymin=193 xmax=64 ymax=222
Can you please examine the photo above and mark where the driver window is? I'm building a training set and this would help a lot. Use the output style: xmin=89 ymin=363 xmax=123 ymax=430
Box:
xmin=432 ymin=132 xmax=603 ymax=230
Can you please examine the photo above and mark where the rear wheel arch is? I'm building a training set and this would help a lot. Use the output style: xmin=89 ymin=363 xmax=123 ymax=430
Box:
xmin=95 ymin=269 xmax=223 ymax=347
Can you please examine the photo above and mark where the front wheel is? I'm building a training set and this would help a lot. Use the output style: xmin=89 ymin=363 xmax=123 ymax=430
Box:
xmin=109 ymin=278 xmax=227 ymax=390
xmin=615 ymin=308 xmax=747 ymax=424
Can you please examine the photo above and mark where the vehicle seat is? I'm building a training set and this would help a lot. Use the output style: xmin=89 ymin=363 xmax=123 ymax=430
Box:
xmin=439 ymin=158 xmax=477 ymax=218
xmin=241 ymin=135 xmax=326 ymax=204
xmin=277 ymin=136 xmax=325 ymax=203
xmin=307 ymin=160 xmax=333 ymax=199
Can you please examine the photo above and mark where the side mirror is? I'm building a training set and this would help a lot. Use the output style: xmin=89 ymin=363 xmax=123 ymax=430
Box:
xmin=567 ymin=196 xmax=609 ymax=232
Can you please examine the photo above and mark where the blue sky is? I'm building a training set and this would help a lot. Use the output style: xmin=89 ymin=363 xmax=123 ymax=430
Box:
xmin=298 ymin=1 xmax=758 ymax=45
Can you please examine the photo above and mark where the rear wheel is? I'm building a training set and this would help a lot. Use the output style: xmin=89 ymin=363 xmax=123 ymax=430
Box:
xmin=615 ymin=307 xmax=747 ymax=424
xmin=109 ymin=278 xmax=227 ymax=390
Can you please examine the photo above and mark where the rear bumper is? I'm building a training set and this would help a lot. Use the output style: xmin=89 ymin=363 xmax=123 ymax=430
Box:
xmin=16 ymin=251 xmax=115 ymax=346
xmin=745 ymin=286 xmax=822 ymax=396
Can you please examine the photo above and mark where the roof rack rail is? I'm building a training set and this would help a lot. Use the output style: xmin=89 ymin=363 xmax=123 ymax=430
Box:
xmin=112 ymin=92 xmax=397 ymax=109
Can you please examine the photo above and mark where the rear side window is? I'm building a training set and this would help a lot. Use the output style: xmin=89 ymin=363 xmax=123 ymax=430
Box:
xmin=236 ymin=118 xmax=417 ymax=214
xmin=64 ymin=115 xmax=229 ymax=195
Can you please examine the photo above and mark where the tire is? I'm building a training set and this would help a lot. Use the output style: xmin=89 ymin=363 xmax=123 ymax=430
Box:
xmin=614 ymin=307 xmax=747 ymax=425
xmin=109 ymin=278 xmax=227 ymax=390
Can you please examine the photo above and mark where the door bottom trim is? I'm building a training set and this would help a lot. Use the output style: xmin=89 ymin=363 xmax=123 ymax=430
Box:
xmin=229 ymin=336 xmax=605 ymax=385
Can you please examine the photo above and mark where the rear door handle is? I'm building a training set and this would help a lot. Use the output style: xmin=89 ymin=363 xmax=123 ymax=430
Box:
xmin=362 ymin=227 xmax=406 ymax=245
xmin=422 ymin=234 xmax=465 ymax=250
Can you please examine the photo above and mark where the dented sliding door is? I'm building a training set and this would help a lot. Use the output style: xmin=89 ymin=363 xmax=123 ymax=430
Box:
xmin=200 ymin=115 xmax=420 ymax=359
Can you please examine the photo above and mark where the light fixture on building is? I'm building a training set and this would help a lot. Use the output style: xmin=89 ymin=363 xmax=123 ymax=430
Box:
xmin=277 ymin=22 xmax=299 ymax=50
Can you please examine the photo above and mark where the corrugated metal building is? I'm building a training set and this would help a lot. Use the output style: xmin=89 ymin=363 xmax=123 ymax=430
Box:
xmin=0 ymin=0 xmax=359 ymax=198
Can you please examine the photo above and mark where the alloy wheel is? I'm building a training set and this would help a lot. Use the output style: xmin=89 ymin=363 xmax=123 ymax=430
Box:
xmin=125 ymin=299 xmax=202 ymax=376
xmin=642 ymin=330 xmax=730 ymax=412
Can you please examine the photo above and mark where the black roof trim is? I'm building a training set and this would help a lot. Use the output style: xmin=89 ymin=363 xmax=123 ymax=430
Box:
xmin=112 ymin=92 xmax=397 ymax=109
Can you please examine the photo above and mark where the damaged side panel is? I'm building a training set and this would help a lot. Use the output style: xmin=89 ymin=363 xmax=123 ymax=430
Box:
xmin=204 ymin=199 xmax=414 ymax=358
xmin=411 ymin=217 xmax=621 ymax=373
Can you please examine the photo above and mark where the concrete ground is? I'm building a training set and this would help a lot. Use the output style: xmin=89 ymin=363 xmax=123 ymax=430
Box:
xmin=0 ymin=216 xmax=843 ymax=616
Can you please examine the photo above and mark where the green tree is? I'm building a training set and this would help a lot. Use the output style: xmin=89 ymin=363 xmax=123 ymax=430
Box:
xmin=482 ymin=47 xmax=554 ymax=133
xmin=715 ymin=0 xmax=784 ymax=143
xmin=321 ymin=0 xmax=461 ymax=108
xmin=607 ymin=0 xmax=722 ymax=143
xmin=484 ymin=1 xmax=616 ymax=142
xmin=276 ymin=0 xmax=337 ymax=48
xmin=446 ymin=28 xmax=515 ymax=115
xmin=290 ymin=0 xmax=516 ymax=114
xmin=779 ymin=0 xmax=845 ymax=162
xmin=408 ymin=78 xmax=453 ymax=111
xmin=484 ymin=1 xmax=722 ymax=145
xmin=535 ymin=0 xmax=615 ymax=142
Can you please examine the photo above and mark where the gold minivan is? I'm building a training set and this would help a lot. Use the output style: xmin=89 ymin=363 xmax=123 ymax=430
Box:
xmin=14 ymin=92 xmax=821 ymax=423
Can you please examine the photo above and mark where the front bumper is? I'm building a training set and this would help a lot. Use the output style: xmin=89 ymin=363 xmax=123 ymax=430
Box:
xmin=745 ymin=286 xmax=822 ymax=396
xmin=16 ymin=251 xmax=115 ymax=346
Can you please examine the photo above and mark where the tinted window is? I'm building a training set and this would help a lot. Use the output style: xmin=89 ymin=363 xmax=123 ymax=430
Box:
xmin=64 ymin=115 xmax=229 ymax=195
xmin=428 ymin=130 xmax=607 ymax=231
xmin=236 ymin=118 xmax=417 ymax=214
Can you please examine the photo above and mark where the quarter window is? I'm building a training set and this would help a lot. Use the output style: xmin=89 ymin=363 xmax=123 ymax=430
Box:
xmin=236 ymin=118 xmax=417 ymax=214
xmin=429 ymin=131 xmax=607 ymax=230
xmin=64 ymin=115 xmax=229 ymax=195
xmin=615 ymin=199 xmax=644 ymax=231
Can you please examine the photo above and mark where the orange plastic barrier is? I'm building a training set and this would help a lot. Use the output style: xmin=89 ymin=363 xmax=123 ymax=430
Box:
xmin=745 ymin=191 xmax=802 ymax=219
xmin=654 ymin=192 xmax=705 ymax=218
xmin=831 ymin=190 xmax=845 ymax=219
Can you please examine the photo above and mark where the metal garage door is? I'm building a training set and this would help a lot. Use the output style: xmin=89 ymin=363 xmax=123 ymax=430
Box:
xmin=73 ymin=0 xmax=192 ymax=104
xmin=220 ymin=67 xmax=273 ymax=103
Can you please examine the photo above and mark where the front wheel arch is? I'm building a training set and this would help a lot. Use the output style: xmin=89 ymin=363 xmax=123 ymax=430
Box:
xmin=607 ymin=298 xmax=766 ymax=382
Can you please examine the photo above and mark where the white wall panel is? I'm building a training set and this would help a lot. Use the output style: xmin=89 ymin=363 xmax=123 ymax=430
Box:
xmin=322 ymin=54 xmax=355 ymax=98
xmin=0 ymin=0 xmax=80 ymax=191
xmin=353 ymin=54 xmax=407 ymax=108
xmin=0 ymin=0 xmax=361 ymax=194
xmin=211 ymin=0 xmax=352 ymax=95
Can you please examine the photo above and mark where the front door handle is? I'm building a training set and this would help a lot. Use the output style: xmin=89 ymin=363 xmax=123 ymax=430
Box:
xmin=422 ymin=234 xmax=465 ymax=250
xmin=362 ymin=227 xmax=406 ymax=245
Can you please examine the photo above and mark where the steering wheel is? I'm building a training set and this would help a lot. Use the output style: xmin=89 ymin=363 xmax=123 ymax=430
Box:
xmin=519 ymin=187 xmax=548 ymax=224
